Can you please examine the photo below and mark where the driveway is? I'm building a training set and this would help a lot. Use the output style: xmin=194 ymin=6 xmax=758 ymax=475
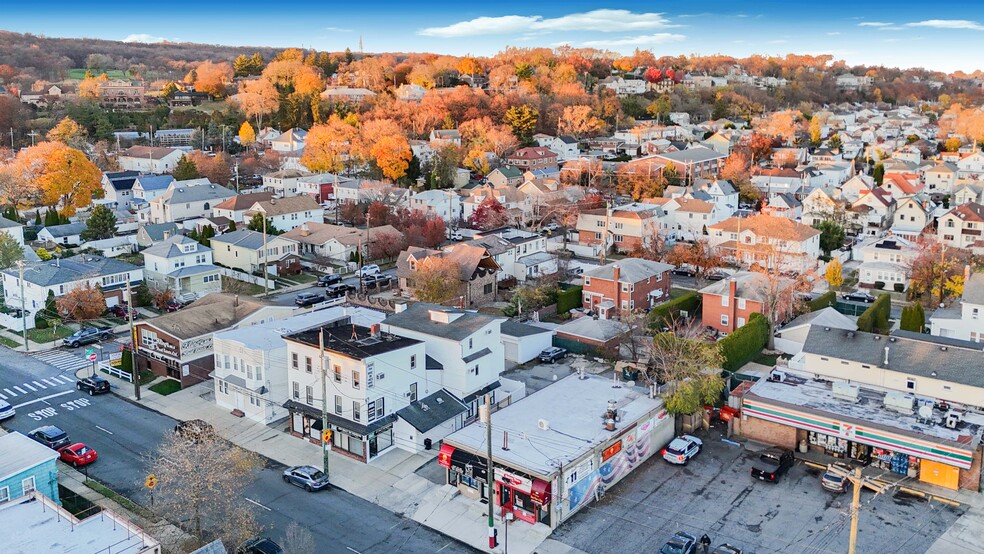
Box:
xmin=552 ymin=425 xmax=964 ymax=554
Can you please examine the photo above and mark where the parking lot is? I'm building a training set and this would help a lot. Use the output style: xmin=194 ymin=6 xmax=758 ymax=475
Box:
xmin=551 ymin=425 xmax=964 ymax=554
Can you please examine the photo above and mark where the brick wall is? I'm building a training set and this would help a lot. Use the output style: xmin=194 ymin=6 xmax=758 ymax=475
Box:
xmin=701 ymin=284 xmax=765 ymax=333
xmin=735 ymin=414 xmax=798 ymax=450
xmin=959 ymin=447 xmax=982 ymax=491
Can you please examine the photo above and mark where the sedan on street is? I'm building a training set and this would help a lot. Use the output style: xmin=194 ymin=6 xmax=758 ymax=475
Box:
xmin=842 ymin=292 xmax=876 ymax=303
xmin=0 ymin=399 xmax=14 ymax=420
xmin=58 ymin=443 xmax=98 ymax=467
xmin=662 ymin=435 xmax=703 ymax=465
xmin=28 ymin=425 xmax=71 ymax=451
xmin=282 ymin=465 xmax=330 ymax=492
xmin=294 ymin=292 xmax=325 ymax=307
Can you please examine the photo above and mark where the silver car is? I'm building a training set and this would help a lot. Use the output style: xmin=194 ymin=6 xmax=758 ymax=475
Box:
xmin=282 ymin=465 xmax=330 ymax=492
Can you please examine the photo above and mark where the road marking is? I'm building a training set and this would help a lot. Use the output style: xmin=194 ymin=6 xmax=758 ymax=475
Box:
xmin=3 ymin=388 xmax=15 ymax=397
xmin=32 ymin=381 xmax=46 ymax=389
xmin=43 ymin=379 xmax=58 ymax=387
xmin=0 ymin=392 xmax=5 ymax=400
xmin=13 ymin=386 xmax=26 ymax=394
xmin=22 ymin=383 xmax=36 ymax=392
xmin=12 ymin=390 xmax=73 ymax=409
xmin=244 ymin=498 xmax=271 ymax=511
xmin=346 ymin=548 xmax=362 ymax=554
xmin=95 ymin=425 xmax=114 ymax=435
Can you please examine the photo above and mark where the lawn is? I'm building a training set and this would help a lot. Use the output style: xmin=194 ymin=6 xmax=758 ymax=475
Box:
xmin=27 ymin=326 xmax=73 ymax=343
xmin=68 ymin=68 xmax=131 ymax=80
xmin=0 ymin=335 xmax=21 ymax=349
xmin=287 ymin=272 xmax=319 ymax=284
xmin=149 ymin=379 xmax=182 ymax=396
xmin=84 ymin=479 xmax=154 ymax=520
xmin=754 ymin=353 xmax=780 ymax=367
xmin=222 ymin=276 xmax=267 ymax=296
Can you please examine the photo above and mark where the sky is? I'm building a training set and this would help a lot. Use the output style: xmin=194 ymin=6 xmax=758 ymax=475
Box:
xmin=5 ymin=1 xmax=984 ymax=73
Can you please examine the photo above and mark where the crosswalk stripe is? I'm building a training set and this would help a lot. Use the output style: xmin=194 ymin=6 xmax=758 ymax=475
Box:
xmin=32 ymin=381 xmax=46 ymax=389
xmin=43 ymin=379 xmax=58 ymax=387
xmin=3 ymin=388 xmax=14 ymax=397
xmin=22 ymin=383 xmax=36 ymax=392
xmin=13 ymin=386 xmax=25 ymax=394
xmin=0 ymin=392 xmax=6 ymax=400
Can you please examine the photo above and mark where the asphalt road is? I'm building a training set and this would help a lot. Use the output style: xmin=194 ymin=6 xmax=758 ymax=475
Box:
xmin=266 ymin=268 xmax=398 ymax=307
xmin=0 ymin=349 xmax=474 ymax=553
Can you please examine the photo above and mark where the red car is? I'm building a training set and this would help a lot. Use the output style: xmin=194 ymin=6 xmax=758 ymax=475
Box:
xmin=58 ymin=443 xmax=98 ymax=467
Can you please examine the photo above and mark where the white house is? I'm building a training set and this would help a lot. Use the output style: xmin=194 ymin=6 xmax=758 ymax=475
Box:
xmin=408 ymin=189 xmax=463 ymax=223
xmin=708 ymin=215 xmax=821 ymax=271
xmin=131 ymin=175 xmax=175 ymax=206
xmin=149 ymin=181 xmax=236 ymax=224
xmin=269 ymin=128 xmax=307 ymax=153
xmin=923 ymin=163 xmax=957 ymax=194
xmin=956 ymin=151 xmax=984 ymax=179
xmin=930 ymin=271 xmax=984 ymax=342
xmin=467 ymin=228 xmax=557 ymax=282
xmin=243 ymin=195 xmax=324 ymax=233
xmin=142 ymin=235 xmax=222 ymax=301
xmin=38 ymin=223 xmax=86 ymax=246
xmin=210 ymin=229 xmax=300 ymax=275
xmin=774 ymin=307 xmax=857 ymax=356
xmin=262 ymin=169 xmax=314 ymax=197
xmin=855 ymin=235 xmax=917 ymax=291
xmin=534 ymin=134 xmax=580 ymax=163
xmin=395 ymin=83 xmax=427 ymax=102
xmin=601 ymin=77 xmax=647 ymax=97
xmin=100 ymin=171 xmax=141 ymax=210
xmin=499 ymin=320 xmax=554 ymax=364
xmin=117 ymin=146 xmax=184 ymax=174
xmin=890 ymin=197 xmax=932 ymax=239
xmin=937 ymin=202 xmax=984 ymax=249
xmin=211 ymin=191 xmax=274 ymax=224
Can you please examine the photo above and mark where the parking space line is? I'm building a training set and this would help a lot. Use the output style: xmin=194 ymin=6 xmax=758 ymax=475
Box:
xmin=22 ymin=383 xmax=36 ymax=392
xmin=32 ymin=381 xmax=46 ymax=389
xmin=95 ymin=425 xmax=114 ymax=435
xmin=3 ymin=388 xmax=15 ymax=397
xmin=244 ymin=498 xmax=271 ymax=511
xmin=0 ymin=392 xmax=6 ymax=400
xmin=13 ymin=386 xmax=26 ymax=394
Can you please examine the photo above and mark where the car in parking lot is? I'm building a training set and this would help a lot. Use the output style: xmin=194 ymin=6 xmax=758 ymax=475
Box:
xmin=63 ymin=326 xmax=113 ymax=348
xmin=541 ymin=223 xmax=561 ymax=233
xmin=76 ymin=376 xmax=111 ymax=395
xmin=28 ymin=425 xmax=71 ymax=450
xmin=355 ymin=264 xmax=380 ymax=277
xmin=821 ymin=462 xmax=852 ymax=493
xmin=58 ymin=442 xmax=98 ymax=467
xmin=295 ymin=292 xmax=325 ymax=307
xmin=659 ymin=531 xmax=697 ymax=554
xmin=316 ymin=274 xmax=341 ymax=287
xmin=282 ymin=465 xmax=330 ymax=492
xmin=236 ymin=537 xmax=284 ymax=554
xmin=662 ymin=434 xmax=702 ymax=465
xmin=0 ymin=399 xmax=14 ymax=420
xmin=750 ymin=447 xmax=795 ymax=482
xmin=108 ymin=304 xmax=139 ymax=319
xmin=538 ymin=347 xmax=568 ymax=363
xmin=842 ymin=291 xmax=876 ymax=303
xmin=672 ymin=266 xmax=696 ymax=277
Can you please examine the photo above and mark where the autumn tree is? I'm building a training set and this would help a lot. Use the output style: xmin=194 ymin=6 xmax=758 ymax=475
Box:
xmin=149 ymin=429 xmax=263 ymax=550
xmin=429 ymin=143 xmax=463 ymax=189
xmin=504 ymin=105 xmax=538 ymax=146
xmin=421 ymin=218 xmax=447 ymax=248
xmin=368 ymin=230 xmax=405 ymax=261
xmin=12 ymin=142 xmax=102 ymax=215
xmin=57 ymin=283 xmax=106 ymax=321
xmin=172 ymin=154 xmax=200 ymax=180
xmin=234 ymin=78 xmax=279 ymax=129
xmin=557 ymin=105 xmax=604 ymax=141
xmin=302 ymin=115 xmax=357 ymax=173
xmin=46 ymin=117 xmax=88 ymax=150
xmin=78 ymin=75 xmax=100 ymax=99
xmin=747 ymin=133 xmax=775 ymax=165
xmin=758 ymin=110 xmax=800 ymax=145
xmin=193 ymin=60 xmax=234 ymax=98
xmin=906 ymin=240 xmax=969 ymax=305
xmin=340 ymin=202 xmax=367 ymax=226
xmin=366 ymin=201 xmax=391 ymax=227
xmin=412 ymin=256 xmax=461 ymax=303
xmin=371 ymin=135 xmax=413 ymax=181
xmin=468 ymin=196 xmax=509 ymax=231
xmin=825 ymin=258 xmax=844 ymax=289
xmin=80 ymin=204 xmax=117 ymax=241
xmin=238 ymin=121 xmax=256 ymax=146
xmin=645 ymin=331 xmax=725 ymax=415
xmin=0 ymin=233 xmax=23 ymax=269
xmin=188 ymin=151 xmax=232 ymax=185
xmin=666 ymin=240 xmax=724 ymax=286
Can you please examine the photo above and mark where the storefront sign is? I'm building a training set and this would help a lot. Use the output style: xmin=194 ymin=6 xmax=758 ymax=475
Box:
xmin=181 ymin=336 xmax=213 ymax=358
xmin=438 ymin=444 xmax=454 ymax=468
xmin=601 ymin=440 xmax=622 ymax=462
xmin=494 ymin=468 xmax=532 ymax=493
xmin=142 ymin=333 xmax=178 ymax=358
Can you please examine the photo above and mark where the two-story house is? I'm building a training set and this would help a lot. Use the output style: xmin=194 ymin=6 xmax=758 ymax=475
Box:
xmin=850 ymin=188 xmax=896 ymax=236
xmin=923 ymin=163 xmax=957 ymax=194
xmin=468 ymin=228 xmax=556 ymax=283
xmin=581 ymin=258 xmax=674 ymax=319
xmin=0 ymin=431 xmax=59 ymax=504
xmin=397 ymin=244 xmax=500 ymax=306
xmin=117 ymin=146 xmax=183 ymax=174
xmin=283 ymin=322 xmax=427 ymax=463
xmin=504 ymin=147 xmax=559 ymax=171
xmin=653 ymin=146 xmax=727 ymax=182
xmin=209 ymin=229 xmax=300 ymax=276
xmin=931 ymin=271 xmax=984 ymax=341
xmin=382 ymin=303 xmax=506 ymax=420
xmin=429 ymin=129 xmax=461 ymax=146
xmin=956 ymin=151 xmax=984 ymax=179
xmin=261 ymin=169 xmax=314 ymax=198
xmin=576 ymin=203 xmax=664 ymax=253
xmin=662 ymin=197 xmax=722 ymax=241
xmin=890 ymin=197 xmax=933 ymax=239
xmin=211 ymin=191 xmax=274 ymax=224
xmin=534 ymin=134 xmax=579 ymax=162
xmin=282 ymin=222 xmax=403 ymax=263
xmin=408 ymin=189 xmax=463 ymax=223
xmin=700 ymin=272 xmax=777 ymax=333
xmin=269 ymin=128 xmax=307 ymax=153
xmin=100 ymin=170 xmax=141 ymax=210
xmin=149 ymin=182 xmax=237 ymax=224
xmin=856 ymin=235 xmax=918 ymax=291
xmin=243 ymin=195 xmax=324 ymax=233
xmin=486 ymin=167 xmax=524 ymax=187
xmin=131 ymin=175 xmax=175 ymax=206
xmin=142 ymin=235 xmax=222 ymax=301
xmin=708 ymin=214 xmax=821 ymax=271
xmin=937 ymin=202 xmax=984 ymax=249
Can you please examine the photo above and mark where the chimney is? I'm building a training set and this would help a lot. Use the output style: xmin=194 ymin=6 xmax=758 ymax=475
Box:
xmin=965 ymin=264 xmax=971 ymax=284
xmin=612 ymin=264 xmax=620 ymax=315
xmin=370 ymin=323 xmax=380 ymax=338
xmin=728 ymin=277 xmax=737 ymax=301
xmin=300 ymin=223 xmax=311 ymax=237
xmin=394 ymin=301 xmax=408 ymax=313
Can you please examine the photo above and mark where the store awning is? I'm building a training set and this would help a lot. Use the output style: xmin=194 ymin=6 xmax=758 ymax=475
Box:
xmin=531 ymin=478 xmax=551 ymax=505
xmin=438 ymin=444 xmax=455 ymax=468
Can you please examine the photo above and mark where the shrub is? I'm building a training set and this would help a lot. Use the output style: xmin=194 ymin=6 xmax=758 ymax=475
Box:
xmin=34 ymin=317 xmax=48 ymax=329
xmin=893 ymin=283 xmax=904 ymax=293
xmin=718 ymin=313 xmax=769 ymax=371
xmin=874 ymin=281 xmax=885 ymax=290
xmin=857 ymin=293 xmax=892 ymax=333
xmin=807 ymin=290 xmax=836 ymax=312
xmin=647 ymin=291 xmax=700 ymax=330
xmin=556 ymin=286 xmax=583 ymax=314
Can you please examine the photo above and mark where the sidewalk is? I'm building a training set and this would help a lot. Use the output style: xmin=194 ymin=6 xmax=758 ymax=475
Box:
xmin=107 ymin=377 xmax=562 ymax=553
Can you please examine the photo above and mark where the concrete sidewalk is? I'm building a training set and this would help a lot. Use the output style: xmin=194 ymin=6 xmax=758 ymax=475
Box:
xmin=108 ymin=377 xmax=560 ymax=553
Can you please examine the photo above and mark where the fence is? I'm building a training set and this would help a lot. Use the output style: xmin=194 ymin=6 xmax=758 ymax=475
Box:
xmin=833 ymin=300 xmax=869 ymax=317
xmin=98 ymin=361 xmax=133 ymax=382
xmin=0 ymin=310 xmax=36 ymax=331
xmin=216 ymin=267 xmax=277 ymax=290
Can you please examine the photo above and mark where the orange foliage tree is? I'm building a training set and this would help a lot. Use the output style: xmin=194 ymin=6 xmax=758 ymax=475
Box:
xmin=194 ymin=61 xmax=234 ymax=97
xmin=11 ymin=142 xmax=102 ymax=215
xmin=57 ymin=283 xmax=106 ymax=321
xmin=234 ymin=78 xmax=279 ymax=129
xmin=301 ymin=115 xmax=358 ymax=173
xmin=371 ymin=135 xmax=412 ymax=181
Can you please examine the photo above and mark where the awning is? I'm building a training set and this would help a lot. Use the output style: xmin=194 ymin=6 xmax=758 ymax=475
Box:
xmin=530 ymin=478 xmax=551 ymax=505
xmin=438 ymin=444 xmax=455 ymax=468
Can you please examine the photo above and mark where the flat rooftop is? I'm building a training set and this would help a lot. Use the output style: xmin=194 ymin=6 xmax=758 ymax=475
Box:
xmin=746 ymin=370 xmax=984 ymax=451
xmin=444 ymin=374 xmax=664 ymax=478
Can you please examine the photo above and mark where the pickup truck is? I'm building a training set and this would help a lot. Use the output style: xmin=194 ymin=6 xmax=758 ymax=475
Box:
xmin=750 ymin=447 xmax=794 ymax=483
xmin=63 ymin=327 xmax=113 ymax=348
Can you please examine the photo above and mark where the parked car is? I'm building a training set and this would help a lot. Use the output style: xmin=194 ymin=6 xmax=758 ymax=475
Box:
xmin=541 ymin=223 xmax=561 ymax=233
xmin=750 ymin=447 xmax=795 ymax=482
xmin=538 ymin=347 xmax=568 ymax=363
xmin=237 ymin=537 xmax=284 ymax=554
xmin=568 ymin=266 xmax=584 ymax=276
xmin=0 ymin=399 xmax=14 ymax=420
xmin=58 ymin=443 xmax=98 ymax=467
xmin=28 ymin=425 xmax=71 ymax=450
xmin=659 ymin=531 xmax=698 ymax=554
xmin=707 ymin=271 xmax=727 ymax=281
xmin=711 ymin=545 xmax=743 ymax=554
xmin=447 ymin=230 xmax=463 ymax=241
xmin=108 ymin=304 xmax=139 ymax=319
xmin=672 ymin=266 xmax=696 ymax=277
xmin=842 ymin=292 xmax=876 ymax=303
xmin=165 ymin=300 xmax=184 ymax=312
xmin=362 ymin=274 xmax=392 ymax=288
xmin=282 ymin=465 xmax=330 ymax=492
xmin=295 ymin=292 xmax=325 ymax=307
xmin=76 ymin=376 xmax=111 ymax=396
xmin=316 ymin=274 xmax=341 ymax=287
xmin=355 ymin=264 xmax=380 ymax=277
xmin=63 ymin=327 xmax=112 ymax=348
xmin=662 ymin=435 xmax=703 ymax=465
xmin=174 ymin=419 xmax=215 ymax=442
xmin=821 ymin=462 xmax=852 ymax=493
xmin=326 ymin=283 xmax=354 ymax=298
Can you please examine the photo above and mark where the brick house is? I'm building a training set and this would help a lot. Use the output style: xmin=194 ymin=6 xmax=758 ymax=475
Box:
xmin=504 ymin=147 xmax=559 ymax=171
xmin=397 ymin=244 xmax=500 ymax=307
xmin=582 ymin=258 xmax=674 ymax=319
xmin=700 ymin=272 xmax=780 ymax=333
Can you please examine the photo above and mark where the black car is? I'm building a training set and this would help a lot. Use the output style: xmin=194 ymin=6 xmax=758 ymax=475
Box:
xmin=711 ymin=545 xmax=743 ymax=554
xmin=28 ymin=425 xmax=71 ymax=450
xmin=63 ymin=327 xmax=112 ymax=348
xmin=295 ymin=292 xmax=326 ymax=307
xmin=672 ymin=267 xmax=696 ymax=277
xmin=316 ymin=274 xmax=342 ymax=287
xmin=842 ymin=292 xmax=876 ymax=303
xmin=326 ymin=283 xmax=354 ymax=298
xmin=174 ymin=419 xmax=215 ymax=441
xmin=76 ymin=376 xmax=111 ymax=395
xmin=751 ymin=447 xmax=795 ymax=482
xmin=362 ymin=274 xmax=392 ymax=288
xmin=237 ymin=537 xmax=284 ymax=554
xmin=659 ymin=531 xmax=697 ymax=554
xmin=538 ymin=347 xmax=568 ymax=363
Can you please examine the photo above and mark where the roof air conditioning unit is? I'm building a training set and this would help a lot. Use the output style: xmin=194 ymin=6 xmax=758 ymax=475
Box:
xmin=537 ymin=419 xmax=550 ymax=431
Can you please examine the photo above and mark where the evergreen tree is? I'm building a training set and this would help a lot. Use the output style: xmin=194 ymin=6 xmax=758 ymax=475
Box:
xmin=227 ymin=220 xmax=237 ymax=232
xmin=198 ymin=225 xmax=215 ymax=246
xmin=34 ymin=211 xmax=41 ymax=225
xmin=173 ymin=155 xmax=200 ymax=180
xmin=80 ymin=205 xmax=118 ymax=241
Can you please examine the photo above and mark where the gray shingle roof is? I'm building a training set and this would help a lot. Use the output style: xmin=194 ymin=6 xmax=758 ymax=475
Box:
xmin=159 ymin=184 xmax=236 ymax=205
xmin=0 ymin=432 xmax=58 ymax=483
xmin=395 ymin=389 xmax=467 ymax=433
xmin=583 ymin=258 xmax=673 ymax=283
xmin=140 ymin=223 xmax=178 ymax=241
xmin=656 ymin=146 xmax=725 ymax=164
xmin=209 ymin=229 xmax=266 ymax=250
xmin=1 ymin=255 xmax=140 ymax=287
xmin=42 ymin=223 xmax=86 ymax=238
xmin=143 ymin=235 xmax=211 ymax=258
xmin=500 ymin=320 xmax=552 ymax=338
xmin=383 ymin=302 xmax=502 ymax=341
xmin=0 ymin=217 xmax=21 ymax=229
xmin=962 ymin=273 xmax=984 ymax=305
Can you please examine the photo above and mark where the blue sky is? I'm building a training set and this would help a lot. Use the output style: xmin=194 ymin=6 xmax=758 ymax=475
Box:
xmin=6 ymin=1 xmax=984 ymax=72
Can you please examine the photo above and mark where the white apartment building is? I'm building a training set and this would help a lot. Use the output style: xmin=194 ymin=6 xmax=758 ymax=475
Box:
xmin=931 ymin=272 xmax=984 ymax=342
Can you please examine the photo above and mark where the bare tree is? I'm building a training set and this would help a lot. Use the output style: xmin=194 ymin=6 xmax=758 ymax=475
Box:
xmin=645 ymin=325 xmax=725 ymax=415
xmin=283 ymin=522 xmax=316 ymax=554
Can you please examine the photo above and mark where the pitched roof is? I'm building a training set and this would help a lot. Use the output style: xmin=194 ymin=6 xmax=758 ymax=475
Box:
xmin=157 ymin=183 xmax=236 ymax=205
xmin=119 ymin=146 xmax=179 ymax=160
xmin=41 ymin=223 xmax=85 ymax=238
xmin=248 ymin=195 xmax=322 ymax=217
xmin=709 ymin=214 xmax=819 ymax=241
xmin=673 ymin=197 xmax=715 ymax=213
xmin=213 ymin=191 xmax=274 ymax=211
xmin=281 ymin=222 xmax=402 ymax=247
xmin=383 ymin=302 xmax=502 ymax=341
xmin=210 ymin=229 xmax=292 ymax=250
xmin=397 ymin=244 xmax=499 ymax=281
xmin=1 ymin=255 xmax=140 ymax=286
xmin=396 ymin=389 xmax=468 ymax=432
xmin=133 ymin=175 xmax=175 ymax=191
xmin=507 ymin=147 xmax=558 ymax=161
xmin=584 ymin=258 xmax=674 ymax=283
xmin=947 ymin=202 xmax=984 ymax=223
xmin=962 ymin=273 xmax=984 ymax=305
xmin=139 ymin=222 xmax=178 ymax=241
xmin=141 ymin=293 xmax=275 ymax=339
xmin=0 ymin=216 xmax=22 ymax=230
xmin=143 ymin=234 xmax=210 ymax=258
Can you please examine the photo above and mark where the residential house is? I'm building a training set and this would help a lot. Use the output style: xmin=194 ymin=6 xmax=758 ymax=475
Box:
xmin=930 ymin=271 xmax=984 ymax=342
xmin=0 ymin=216 xmax=24 ymax=246
xmin=700 ymin=272 xmax=783 ymax=333
xmin=333 ymin=179 xmax=393 ymax=205
xmin=890 ymin=197 xmax=932 ymax=239
xmin=534 ymin=134 xmax=579 ymax=162
xmin=213 ymin=307 xmax=385 ymax=424
xmin=761 ymin=193 xmax=802 ymax=220
xmin=97 ymin=79 xmax=145 ymax=108
xmin=210 ymin=229 xmax=300 ymax=276
xmin=429 ymin=129 xmax=461 ymax=146
xmin=835 ymin=74 xmax=873 ymax=90
xmin=504 ymin=147 xmax=559 ymax=171
xmin=143 ymin=235 xmax=222 ymax=301
xmin=397 ymin=244 xmax=500 ymax=306
xmin=0 ymin=255 xmax=142 ymax=318
xmin=131 ymin=175 xmax=175 ymax=208
xmin=601 ymin=77 xmax=647 ymax=96
xmin=486 ymin=167 xmax=524 ymax=187
xmin=135 ymin=293 xmax=294 ymax=387
xmin=850 ymin=188 xmax=897 ymax=236
xmin=953 ymin=182 xmax=984 ymax=206
xmin=211 ymin=191 xmax=275 ymax=224
xmin=839 ymin=174 xmax=876 ymax=203
xmin=395 ymin=83 xmax=427 ymax=102
xmin=262 ymin=169 xmax=314 ymax=197
xmin=0 ymin=432 xmax=59 ymax=504
xmin=880 ymin=173 xmax=924 ymax=199
xmin=117 ymin=146 xmax=183 ymax=174
xmin=468 ymin=228 xmax=556 ymax=282
xmin=653 ymin=147 xmax=726 ymax=181
xmin=243 ymin=195 xmax=324 ymax=233
xmin=135 ymin=222 xmax=180 ymax=248
xmin=383 ymin=302 xmax=506 ymax=419
xmin=282 ymin=321 xmax=426 ymax=462
xmin=801 ymin=189 xmax=846 ymax=227
xmin=923 ymin=163 xmax=957 ymax=194
xmin=661 ymin=197 xmax=722 ymax=242
xmin=294 ymin=173 xmax=337 ymax=203
xmin=893 ymin=144 xmax=923 ymax=164
xmin=282 ymin=222 xmax=403 ymax=263
xmin=773 ymin=307 xmax=857 ymax=356
xmin=321 ymin=87 xmax=376 ymax=103
xmin=937 ymin=202 xmax=984 ymax=249
xmin=701 ymin=132 xmax=738 ymax=155
xmin=84 ymin=236 xmax=137 ymax=258
xmin=692 ymin=178 xmax=739 ymax=216
xmin=149 ymin=182 xmax=236 ymax=224
xmin=37 ymin=223 xmax=85 ymax=246
xmin=751 ymin=168 xmax=806 ymax=197
xmin=956 ymin=151 xmax=984 ymax=179
xmin=461 ymin=184 xmax=531 ymax=225
xmin=269 ymin=128 xmax=307 ymax=153
xmin=582 ymin=258 xmax=674 ymax=318
xmin=856 ymin=235 xmax=917 ymax=291
xmin=576 ymin=203 xmax=663 ymax=253
xmin=409 ymin=189 xmax=463 ymax=223
xmin=708 ymin=214 xmax=821 ymax=271
xmin=100 ymin=170 xmax=141 ymax=210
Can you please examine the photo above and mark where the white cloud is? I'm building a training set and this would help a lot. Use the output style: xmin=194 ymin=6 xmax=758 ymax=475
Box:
xmin=906 ymin=19 xmax=984 ymax=31
xmin=767 ymin=39 xmax=787 ymax=44
xmin=877 ymin=26 xmax=907 ymax=31
xmin=122 ymin=33 xmax=170 ymax=43
xmin=324 ymin=26 xmax=353 ymax=33
xmin=418 ymin=9 xmax=675 ymax=37
xmin=858 ymin=22 xmax=893 ymax=27
xmin=580 ymin=33 xmax=686 ymax=48
xmin=827 ymin=31 xmax=842 ymax=35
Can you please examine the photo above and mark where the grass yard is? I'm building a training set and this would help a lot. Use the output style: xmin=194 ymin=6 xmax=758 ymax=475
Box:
xmin=286 ymin=272 xmax=319 ymax=284
xmin=27 ymin=326 xmax=73 ymax=343
xmin=222 ymin=276 xmax=267 ymax=296
xmin=754 ymin=353 xmax=780 ymax=367
xmin=84 ymin=479 xmax=154 ymax=519
xmin=68 ymin=68 xmax=131 ymax=80
xmin=0 ymin=334 xmax=21 ymax=349
xmin=149 ymin=379 xmax=182 ymax=396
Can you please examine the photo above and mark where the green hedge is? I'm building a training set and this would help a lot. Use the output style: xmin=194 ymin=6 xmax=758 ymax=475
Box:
xmin=857 ymin=293 xmax=891 ymax=333
xmin=647 ymin=291 xmax=700 ymax=330
xmin=807 ymin=290 xmax=836 ymax=312
xmin=718 ymin=312 xmax=769 ymax=371
xmin=556 ymin=286 xmax=583 ymax=314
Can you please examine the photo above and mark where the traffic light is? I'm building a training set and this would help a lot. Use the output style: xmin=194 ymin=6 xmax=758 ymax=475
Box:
xmin=322 ymin=429 xmax=332 ymax=443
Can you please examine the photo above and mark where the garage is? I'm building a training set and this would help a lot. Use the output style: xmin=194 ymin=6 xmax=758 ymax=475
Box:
xmin=500 ymin=320 xmax=554 ymax=364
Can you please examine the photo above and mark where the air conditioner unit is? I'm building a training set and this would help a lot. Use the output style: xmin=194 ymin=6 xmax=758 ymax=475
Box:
xmin=537 ymin=419 xmax=550 ymax=431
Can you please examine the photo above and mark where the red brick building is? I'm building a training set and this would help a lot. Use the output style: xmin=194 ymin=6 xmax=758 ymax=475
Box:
xmin=504 ymin=147 xmax=559 ymax=170
xmin=582 ymin=258 xmax=673 ymax=319
xmin=699 ymin=272 xmax=772 ymax=333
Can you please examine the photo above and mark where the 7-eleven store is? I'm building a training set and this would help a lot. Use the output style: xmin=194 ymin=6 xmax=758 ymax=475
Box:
xmin=736 ymin=388 xmax=983 ymax=491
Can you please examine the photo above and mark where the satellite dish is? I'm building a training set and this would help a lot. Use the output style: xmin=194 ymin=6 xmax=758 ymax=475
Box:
xmin=918 ymin=405 xmax=933 ymax=420
xmin=537 ymin=419 xmax=551 ymax=431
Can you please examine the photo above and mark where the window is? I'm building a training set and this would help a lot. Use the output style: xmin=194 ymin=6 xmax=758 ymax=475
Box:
xmin=584 ymin=277 xmax=591 ymax=286
xmin=141 ymin=330 xmax=158 ymax=347
xmin=720 ymin=314 xmax=729 ymax=327
xmin=219 ymin=381 xmax=228 ymax=394
xmin=353 ymin=401 xmax=361 ymax=422
xmin=737 ymin=298 xmax=746 ymax=310
xmin=291 ymin=353 xmax=298 ymax=369
xmin=292 ymin=382 xmax=299 ymax=400
xmin=334 ymin=365 xmax=341 ymax=383
xmin=906 ymin=378 xmax=916 ymax=390
xmin=0 ymin=486 xmax=8 ymax=504
xmin=410 ymin=355 xmax=417 ymax=369
xmin=367 ymin=400 xmax=376 ymax=422
xmin=352 ymin=370 xmax=362 ymax=389
xmin=736 ymin=317 xmax=745 ymax=327
xmin=621 ymin=283 xmax=629 ymax=292
xmin=974 ymin=308 xmax=979 ymax=320
xmin=305 ymin=356 xmax=312 ymax=373
xmin=483 ymin=282 xmax=494 ymax=295
xmin=22 ymin=476 xmax=35 ymax=495
xmin=334 ymin=395 xmax=342 ymax=414
xmin=468 ymin=338 xmax=473 ymax=349
xmin=223 ymin=355 xmax=230 ymax=369
xmin=306 ymin=385 xmax=313 ymax=405
xmin=255 ymin=366 xmax=262 ymax=381
xmin=614 ymin=234 xmax=624 ymax=243
xmin=376 ymin=398 xmax=385 ymax=419
xmin=246 ymin=365 xmax=253 ymax=379
xmin=721 ymin=295 xmax=729 ymax=307
xmin=203 ymin=274 xmax=219 ymax=283
xmin=409 ymin=382 xmax=417 ymax=402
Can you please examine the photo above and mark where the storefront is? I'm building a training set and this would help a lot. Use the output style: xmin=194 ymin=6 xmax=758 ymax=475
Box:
xmin=284 ymin=400 xmax=395 ymax=463
xmin=439 ymin=444 xmax=491 ymax=503
xmin=495 ymin=467 xmax=551 ymax=526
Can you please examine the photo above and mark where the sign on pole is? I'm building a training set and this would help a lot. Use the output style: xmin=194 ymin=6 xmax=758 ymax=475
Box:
xmin=85 ymin=347 xmax=97 ymax=362
xmin=145 ymin=474 xmax=158 ymax=489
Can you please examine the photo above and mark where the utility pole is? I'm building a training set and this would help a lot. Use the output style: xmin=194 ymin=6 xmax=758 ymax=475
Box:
xmin=16 ymin=261 xmax=28 ymax=352
xmin=234 ymin=161 xmax=240 ymax=193
xmin=127 ymin=279 xmax=140 ymax=400
xmin=319 ymin=329 xmax=330 ymax=476
xmin=262 ymin=211 xmax=269 ymax=296
xmin=480 ymin=393 xmax=497 ymax=550
xmin=824 ymin=465 xmax=889 ymax=554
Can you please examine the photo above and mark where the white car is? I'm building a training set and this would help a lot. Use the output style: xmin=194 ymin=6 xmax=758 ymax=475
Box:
xmin=355 ymin=264 xmax=380 ymax=277
xmin=0 ymin=399 xmax=15 ymax=420
xmin=662 ymin=434 xmax=702 ymax=465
